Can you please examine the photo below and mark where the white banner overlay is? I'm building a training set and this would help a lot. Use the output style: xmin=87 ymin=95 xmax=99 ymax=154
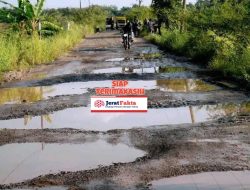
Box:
xmin=91 ymin=96 xmax=148 ymax=112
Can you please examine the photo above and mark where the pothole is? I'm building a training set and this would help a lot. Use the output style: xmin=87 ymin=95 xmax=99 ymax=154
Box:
xmin=0 ymin=79 xmax=218 ymax=105
xmin=150 ymin=171 xmax=250 ymax=190
xmin=0 ymin=141 xmax=146 ymax=185
xmin=91 ymin=66 xmax=187 ymax=74
xmin=0 ymin=103 xmax=247 ymax=130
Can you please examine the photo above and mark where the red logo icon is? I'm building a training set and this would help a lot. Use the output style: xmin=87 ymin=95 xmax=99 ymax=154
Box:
xmin=94 ymin=100 xmax=105 ymax=108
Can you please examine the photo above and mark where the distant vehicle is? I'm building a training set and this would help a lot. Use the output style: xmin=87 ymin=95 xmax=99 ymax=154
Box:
xmin=116 ymin=16 xmax=126 ymax=29
xmin=106 ymin=18 xmax=112 ymax=30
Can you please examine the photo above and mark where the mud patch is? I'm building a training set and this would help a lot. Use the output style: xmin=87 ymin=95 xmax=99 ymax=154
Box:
xmin=0 ymin=141 xmax=146 ymax=185
xmin=11 ymin=187 xmax=67 ymax=190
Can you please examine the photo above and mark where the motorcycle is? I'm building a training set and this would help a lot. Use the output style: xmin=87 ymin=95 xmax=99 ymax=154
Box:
xmin=122 ymin=33 xmax=132 ymax=50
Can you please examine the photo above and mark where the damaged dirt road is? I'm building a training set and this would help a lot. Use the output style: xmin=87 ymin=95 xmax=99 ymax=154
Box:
xmin=0 ymin=31 xmax=249 ymax=190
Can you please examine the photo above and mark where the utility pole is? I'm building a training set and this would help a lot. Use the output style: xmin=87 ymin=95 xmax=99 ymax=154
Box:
xmin=183 ymin=0 xmax=186 ymax=9
xmin=137 ymin=0 xmax=143 ymax=6
xmin=180 ymin=0 xmax=186 ymax=32
xmin=88 ymin=0 xmax=91 ymax=7
xmin=80 ymin=0 xmax=82 ymax=9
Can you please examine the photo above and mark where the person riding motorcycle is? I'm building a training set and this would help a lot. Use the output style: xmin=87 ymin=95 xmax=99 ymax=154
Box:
xmin=123 ymin=20 xmax=134 ymax=42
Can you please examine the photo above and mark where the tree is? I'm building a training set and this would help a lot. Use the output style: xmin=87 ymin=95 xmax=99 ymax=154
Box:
xmin=152 ymin=0 xmax=182 ymax=30
xmin=124 ymin=6 xmax=154 ymax=21
xmin=0 ymin=0 xmax=60 ymax=34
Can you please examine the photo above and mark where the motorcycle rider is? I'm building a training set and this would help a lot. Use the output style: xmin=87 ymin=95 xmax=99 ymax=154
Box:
xmin=123 ymin=20 xmax=134 ymax=42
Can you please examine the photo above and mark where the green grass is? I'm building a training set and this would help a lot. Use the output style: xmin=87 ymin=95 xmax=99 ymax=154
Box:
xmin=0 ymin=24 xmax=93 ymax=73
xmin=145 ymin=30 xmax=250 ymax=81
xmin=159 ymin=66 xmax=187 ymax=73
xmin=210 ymin=46 xmax=250 ymax=80
xmin=145 ymin=29 xmax=191 ymax=54
xmin=140 ymin=52 xmax=162 ymax=59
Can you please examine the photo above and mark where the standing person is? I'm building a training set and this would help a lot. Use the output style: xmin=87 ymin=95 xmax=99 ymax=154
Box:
xmin=157 ymin=18 xmax=162 ymax=35
xmin=133 ymin=19 xmax=140 ymax=37
xmin=153 ymin=19 xmax=158 ymax=33
xmin=137 ymin=21 xmax=142 ymax=36
xmin=111 ymin=17 xmax=115 ymax=30
xmin=148 ymin=19 xmax=154 ymax=33
xmin=144 ymin=19 xmax=149 ymax=32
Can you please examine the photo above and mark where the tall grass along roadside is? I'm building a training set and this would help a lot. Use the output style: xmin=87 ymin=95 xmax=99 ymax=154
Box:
xmin=146 ymin=29 xmax=250 ymax=82
xmin=0 ymin=5 xmax=108 ymax=74
xmin=0 ymin=24 xmax=93 ymax=73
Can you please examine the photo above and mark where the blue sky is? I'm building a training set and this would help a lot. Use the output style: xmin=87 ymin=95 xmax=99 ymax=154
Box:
xmin=5 ymin=0 xmax=197 ymax=9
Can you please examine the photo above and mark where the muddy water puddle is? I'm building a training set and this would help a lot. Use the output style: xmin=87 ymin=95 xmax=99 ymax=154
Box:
xmin=150 ymin=171 xmax=250 ymax=190
xmin=0 ymin=103 xmax=248 ymax=130
xmin=156 ymin=79 xmax=218 ymax=92
xmin=0 ymin=79 xmax=218 ymax=105
xmin=103 ymin=57 xmax=200 ymax=70
xmin=92 ymin=66 xmax=186 ymax=74
xmin=105 ymin=58 xmax=125 ymax=62
xmin=92 ymin=67 xmax=159 ymax=74
xmin=0 ymin=141 xmax=145 ymax=184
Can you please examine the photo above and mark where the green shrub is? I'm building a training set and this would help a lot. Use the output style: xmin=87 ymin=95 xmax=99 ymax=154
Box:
xmin=185 ymin=31 xmax=216 ymax=63
xmin=145 ymin=29 xmax=250 ymax=81
xmin=0 ymin=24 xmax=93 ymax=72
xmin=146 ymin=29 xmax=190 ymax=55
xmin=0 ymin=34 xmax=19 ymax=71
xmin=210 ymin=45 xmax=250 ymax=81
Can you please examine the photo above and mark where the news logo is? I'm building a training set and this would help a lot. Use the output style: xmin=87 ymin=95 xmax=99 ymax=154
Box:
xmin=91 ymin=96 xmax=148 ymax=112
xmin=91 ymin=80 xmax=148 ymax=113
xmin=94 ymin=100 xmax=105 ymax=108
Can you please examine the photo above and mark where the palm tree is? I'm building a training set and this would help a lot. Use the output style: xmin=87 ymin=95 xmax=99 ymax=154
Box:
xmin=0 ymin=0 xmax=60 ymax=33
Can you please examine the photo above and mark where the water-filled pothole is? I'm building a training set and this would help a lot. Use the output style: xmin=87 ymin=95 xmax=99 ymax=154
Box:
xmin=0 ymin=103 xmax=248 ymax=130
xmin=105 ymin=58 xmax=125 ymax=62
xmin=150 ymin=171 xmax=250 ymax=190
xmin=0 ymin=141 xmax=145 ymax=184
xmin=92 ymin=66 xmax=187 ymax=74
xmin=0 ymin=79 xmax=218 ymax=104
xmin=92 ymin=67 xmax=159 ymax=74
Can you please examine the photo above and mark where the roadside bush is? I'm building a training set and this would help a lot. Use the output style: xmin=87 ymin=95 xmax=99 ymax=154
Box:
xmin=162 ymin=30 xmax=190 ymax=54
xmin=145 ymin=29 xmax=250 ymax=81
xmin=0 ymin=34 xmax=19 ymax=71
xmin=46 ymin=6 xmax=108 ymax=31
xmin=185 ymin=31 xmax=216 ymax=63
xmin=124 ymin=6 xmax=155 ymax=22
xmin=146 ymin=29 xmax=191 ymax=55
xmin=210 ymin=45 xmax=250 ymax=81
xmin=0 ymin=24 xmax=92 ymax=72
